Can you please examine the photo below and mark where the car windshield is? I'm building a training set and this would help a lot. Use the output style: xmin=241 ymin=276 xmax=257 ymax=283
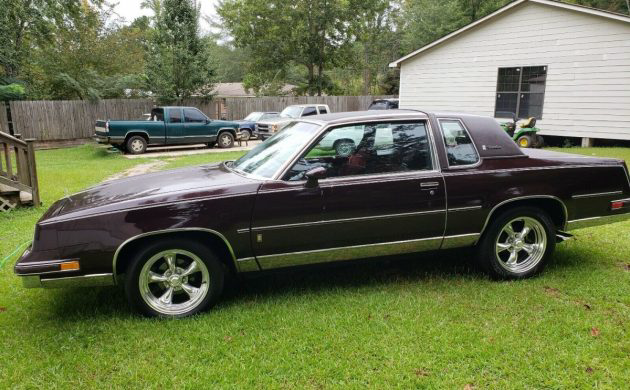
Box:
xmin=243 ymin=112 xmax=262 ymax=121
xmin=231 ymin=121 xmax=321 ymax=178
xmin=280 ymin=106 xmax=302 ymax=118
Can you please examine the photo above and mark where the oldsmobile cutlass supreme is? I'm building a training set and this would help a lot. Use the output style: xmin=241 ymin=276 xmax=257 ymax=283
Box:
xmin=16 ymin=110 xmax=630 ymax=317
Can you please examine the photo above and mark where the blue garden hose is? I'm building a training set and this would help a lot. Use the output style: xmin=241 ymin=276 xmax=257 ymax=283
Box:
xmin=0 ymin=242 xmax=29 ymax=270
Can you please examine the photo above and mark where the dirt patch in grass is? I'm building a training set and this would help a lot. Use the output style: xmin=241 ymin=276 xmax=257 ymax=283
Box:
xmin=104 ymin=160 xmax=167 ymax=181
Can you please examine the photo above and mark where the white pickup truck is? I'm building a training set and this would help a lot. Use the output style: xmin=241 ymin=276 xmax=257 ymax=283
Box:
xmin=256 ymin=104 xmax=330 ymax=140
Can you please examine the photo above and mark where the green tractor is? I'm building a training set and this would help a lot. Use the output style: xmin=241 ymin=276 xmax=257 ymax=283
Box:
xmin=498 ymin=112 xmax=544 ymax=148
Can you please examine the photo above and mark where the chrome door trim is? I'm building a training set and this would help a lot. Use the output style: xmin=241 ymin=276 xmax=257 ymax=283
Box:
xmin=256 ymin=236 xmax=444 ymax=270
xmin=111 ymin=228 xmax=237 ymax=284
xmin=448 ymin=205 xmax=483 ymax=212
xmin=478 ymin=195 xmax=569 ymax=235
xmin=250 ymin=209 xmax=446 ymax=232
xmin=440 ymin=233 xmax=481 ymax=249
xmin=571 ymin=190 xmax=623 ymax=199
xmin=20 ymin=273 xmax=115 ymax=289
xmin=566 ymin=212 xmax=630 ymax=230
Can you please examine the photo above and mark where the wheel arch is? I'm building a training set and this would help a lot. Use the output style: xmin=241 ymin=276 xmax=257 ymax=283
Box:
xmin=479 ymin=196 xmax=568 ymax=239
xmin=112 ymin=228 xmax=238 ymax=284
xmin=124 ymin=131 xmax=150 ymax=143
xmin=217 ymin=127 xmax=237 ymax=136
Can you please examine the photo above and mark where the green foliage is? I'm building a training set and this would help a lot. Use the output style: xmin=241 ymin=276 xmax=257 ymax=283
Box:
xmin=145 ymin=0 xmax=216 ymax=102
xmin=0 ymin=83 xmax=26 ymax=101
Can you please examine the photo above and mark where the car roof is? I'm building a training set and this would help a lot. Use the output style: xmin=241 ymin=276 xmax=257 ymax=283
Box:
xmin=299 ymin=109 xmax=428 ymax=125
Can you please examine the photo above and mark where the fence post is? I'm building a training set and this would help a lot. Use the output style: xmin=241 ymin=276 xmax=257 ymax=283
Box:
xmin=25 ymin=139 xmax=40 ymax=206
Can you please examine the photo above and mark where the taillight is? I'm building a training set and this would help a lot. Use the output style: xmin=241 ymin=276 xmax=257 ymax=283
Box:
xmin=611 ymin=201 xmax=624 ymax=210
xmin=105 ymin=121 xmax=109 ymax=132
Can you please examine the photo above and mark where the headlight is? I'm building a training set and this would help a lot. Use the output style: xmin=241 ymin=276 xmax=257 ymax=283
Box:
xmin=271 ymin=124 xmax=278 ymax=132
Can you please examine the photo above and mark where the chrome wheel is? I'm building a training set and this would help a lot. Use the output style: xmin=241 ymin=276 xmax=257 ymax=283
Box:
xmin=495 ymin=217 xmax=547 ymax=273
xmin=131 ymin=139 xmax=144 ymax=153
xmin=138 ymin=249 xmax=210 ymax=316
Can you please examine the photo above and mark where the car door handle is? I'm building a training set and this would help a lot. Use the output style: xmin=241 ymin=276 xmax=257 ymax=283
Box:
xmin=420 ymin=181 xmax=440 ymax=189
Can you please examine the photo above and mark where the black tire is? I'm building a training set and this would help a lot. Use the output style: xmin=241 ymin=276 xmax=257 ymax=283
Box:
xmin=240 ymin=129 xmax=252 ymax=141
xmin=535 ymin=135 xmax=545 ymax=148
xmin=124 ymin=238 xmax=225 ymax=318
xmin=126 ymin=135 xmax=147 ymax=154
xmin=477 ymin=206 xmax=555 ymax=280
xmin=218 ymin=131 xmax=235 ymax=148
xmin=207 ymin=142 xmax=216 ymax=148
xmin=333 ymin=139 xmax=356 ymax=157
xmin=516 ymin=135 xmax=532 ymax=148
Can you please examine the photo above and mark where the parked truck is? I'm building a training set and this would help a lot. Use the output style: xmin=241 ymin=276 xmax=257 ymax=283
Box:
xmin=256 ymin=104 xmax=330 ymax=140
xmin=95 ymin=106 xmax=242 ymax=154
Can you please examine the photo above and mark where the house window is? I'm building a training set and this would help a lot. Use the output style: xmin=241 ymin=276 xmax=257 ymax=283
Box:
xmin=495 ymin=66 xmax=547 ymax=119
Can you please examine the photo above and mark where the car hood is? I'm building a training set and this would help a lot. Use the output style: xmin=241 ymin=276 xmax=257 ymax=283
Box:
xmin=46 ymin=163 xmax=258 ymax=221
xmin=258 ymin=117 xmax=292 ymax=125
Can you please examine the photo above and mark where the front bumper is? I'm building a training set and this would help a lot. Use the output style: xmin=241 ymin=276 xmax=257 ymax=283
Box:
xmin=15 ymin=247 xmax=115 ymax=289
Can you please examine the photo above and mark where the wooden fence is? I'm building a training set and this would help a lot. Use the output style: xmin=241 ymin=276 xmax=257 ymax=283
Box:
xmin=0 ymin=103 xmax=9 ymax=134
xmin=5 ymin=96 xmax=393 ymax=141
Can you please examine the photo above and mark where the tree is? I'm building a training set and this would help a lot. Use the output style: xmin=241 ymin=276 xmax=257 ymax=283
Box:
xmin=218 ymin=0 xmax=352 ymax=96
xmin=145 ymin=0 xmax=215 ymax=101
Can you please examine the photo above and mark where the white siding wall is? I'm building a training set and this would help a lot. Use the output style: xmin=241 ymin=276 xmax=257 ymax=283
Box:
xmin=399 ymin=2 xmax=630 ymax=140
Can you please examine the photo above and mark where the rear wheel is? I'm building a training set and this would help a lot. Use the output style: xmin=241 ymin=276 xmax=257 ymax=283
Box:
xmin=125 ymin=239 xmax=225 ymax=318
xmin=218 ymin=132 xmax=235 ymax=148
xmin=477 ymin=207 xmax=555 ymax=279
xmin=126 ymin=135 xmax=147 ymax=154
xmin=240 ymin=129 xmax=252 ymax=141
xmin=516 ymin=135 xmax=532 ymax=148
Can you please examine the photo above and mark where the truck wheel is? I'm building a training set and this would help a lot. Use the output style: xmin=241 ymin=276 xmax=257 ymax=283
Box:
xmin=516 ymin=135 xmax=532 ymax=148
xmin=477 ymin=206 xmax=555 ymax=280
xmin=126 ymin=136 xmax=147 ymax=154
xmin=124 ymin=238 xmax=225 ymax=318
xmin=218 ymin=132 xmax=234 ymax=148
xmin=240 ymin=129 xmax=252 ymax=141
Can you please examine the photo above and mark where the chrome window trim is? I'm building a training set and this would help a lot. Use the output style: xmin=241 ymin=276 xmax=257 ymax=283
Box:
xmin=442 ymin=164 xmax=623 ymax=177
xmin=250 ymin=209 xmax=446 ymax=232
xmin=478 ymin=195 xmax=569 ymax=237
xmin=111 ymin=228 xmax=237 ymax=284
xmin=274 ymin=117 xmax=438 ymax=181
xmin=436 ymin=118 xmax=482 ymax=170
xmin=571 ymin=190 xmax=623 ymax=199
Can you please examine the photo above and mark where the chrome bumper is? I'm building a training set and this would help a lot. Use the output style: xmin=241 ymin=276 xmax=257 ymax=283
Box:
xmin=94 ymin=134 xmax=109 ymax=144
xmin=566 ymin=212 xmax=630 ymax=231
xmin=20 ymin=273 xmax=115 ymax=289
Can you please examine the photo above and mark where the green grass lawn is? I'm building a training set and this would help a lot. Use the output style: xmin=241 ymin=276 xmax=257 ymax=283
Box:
xmin=1 ymin=145 xmax=629 ymax=388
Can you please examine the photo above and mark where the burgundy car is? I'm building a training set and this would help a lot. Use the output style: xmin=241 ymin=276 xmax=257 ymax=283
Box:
xmin=15 ymin=110 xmax=630 ymax=317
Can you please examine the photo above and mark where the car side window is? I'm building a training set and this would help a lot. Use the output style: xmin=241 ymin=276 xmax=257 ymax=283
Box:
xmin=318 ymin=106 xmax=328 ymax=114
xmin=302 ymin=107 xmax=317 ymax=116
xmin=439 ymin=120 xmax=479 ymax=167
xmin=184 ymin=108 xmax=207 ymax=123
xmin=169 ymin=109 xmax=182 ymax=123
xmin=284 ymin=121 xmax=432 ymax=181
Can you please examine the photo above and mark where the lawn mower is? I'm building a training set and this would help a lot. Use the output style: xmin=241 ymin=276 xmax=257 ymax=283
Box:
xmin=497 ymin=112 xmax=544 ymax=148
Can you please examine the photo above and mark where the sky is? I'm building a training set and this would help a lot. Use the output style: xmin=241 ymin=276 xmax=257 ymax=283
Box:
xmin=112 ymin=0 xmax=220 ymax=31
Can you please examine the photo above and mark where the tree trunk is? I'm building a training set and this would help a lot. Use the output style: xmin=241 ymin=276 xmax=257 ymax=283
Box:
xmin=307 ymin=64 xmax=314 ymax=96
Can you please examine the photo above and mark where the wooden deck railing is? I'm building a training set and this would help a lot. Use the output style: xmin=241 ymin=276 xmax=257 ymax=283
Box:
xmin=0 ymin=131 xmax=40 ymax=207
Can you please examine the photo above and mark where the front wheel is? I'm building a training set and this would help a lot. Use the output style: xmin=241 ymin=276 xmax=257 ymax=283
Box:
xmin=477 ymin=207 xmax=555 ymax=279
xmin=240 ymin=129 xmax=252 ymax=141
xmin=125 ymin=239 xmax=225 ymax=318
xmin=218 ymin=132 xmax=235 ymax=148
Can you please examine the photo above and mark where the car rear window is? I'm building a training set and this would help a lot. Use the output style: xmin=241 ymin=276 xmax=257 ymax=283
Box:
xmin=439 ymin=119 xmax=479 ymax=167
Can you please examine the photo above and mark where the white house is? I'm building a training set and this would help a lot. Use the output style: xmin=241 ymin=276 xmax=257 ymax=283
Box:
xmin=390 ymin=0 xmax=630 ymax=145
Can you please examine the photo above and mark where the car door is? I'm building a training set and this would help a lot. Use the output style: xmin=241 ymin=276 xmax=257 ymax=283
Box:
xmin=183 ymin=107 xmax=212 ymax=143
xmin=255 ymin=120 xmax=446 ymax=270
xmin=165 ymin=107 xmax=186 ymax=144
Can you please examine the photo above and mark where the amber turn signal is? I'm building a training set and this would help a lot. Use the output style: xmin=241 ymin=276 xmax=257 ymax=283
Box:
xmin=610 ymin=201 xmax=624 ymax=211
xmin=60 ymin=261 xmax=80 ymax=271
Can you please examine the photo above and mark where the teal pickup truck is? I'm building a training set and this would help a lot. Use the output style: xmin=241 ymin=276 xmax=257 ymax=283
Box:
xmin=95 ymin=106 xmax=242 ymax=154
